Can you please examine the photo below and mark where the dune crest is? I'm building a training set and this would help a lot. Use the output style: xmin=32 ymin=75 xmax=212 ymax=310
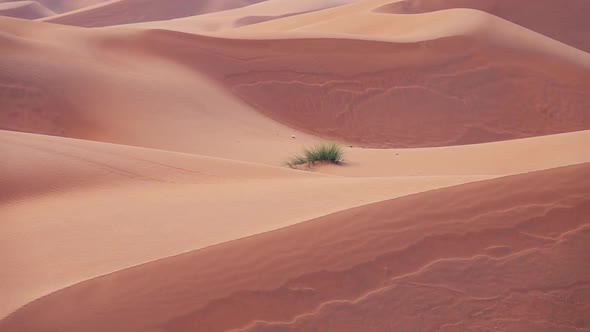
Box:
xmin=0 ymin=1 xmax=55 ymax=19
xmin=121 ymin=0 xmax=359 ymax=33
xmin=2 ymin=16 xmax=590 ymax=152
xmin=1 ymin=129 xmax=498 ymax=318
xmin=375 ymin=0 xmax=590 ymax=52
xmin=1 ymin=163 xmax=588 ymax=331
xmin=1 ymin=0 xmax=589 ymax=329
xmin=39 ymin=0 xmax=268 ymax=27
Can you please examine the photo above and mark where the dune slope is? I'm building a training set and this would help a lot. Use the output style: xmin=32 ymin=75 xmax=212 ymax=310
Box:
xmin=1 ymin=163 xmax=588 ymax=331
xmin=0 ymin=129 xmax=494 ymax=318
xmin=0 ymin=0 xmax=111 ymax=14
xmin=40 ymin=0 xmax=268 ymax=27
xmin=0 ymin=1 xmax=55 ymax=19
xmin=123 ymin=0 xmax=359 ymax=33
xmin=2 ymin=15 xmax=590 ymax=152
xmin=376 ymin=0 xmax=590 ymax=52
xmin=0 ymin=17 xmax=325 ymax=164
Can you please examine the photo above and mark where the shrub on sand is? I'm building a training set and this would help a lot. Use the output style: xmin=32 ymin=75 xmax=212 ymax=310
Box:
xmin=287 ymin=143 xmax=343 ymax=168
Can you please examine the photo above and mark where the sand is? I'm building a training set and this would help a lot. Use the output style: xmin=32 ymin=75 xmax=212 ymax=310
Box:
xmin=376 ymin=0 xmax=590 ymax=53
xmin=1 ymin=0 xmax=589 ymax=330
xmin=0 ymin=1 xmax=55 ymax=19
xmin=2 ymin=163 xmax=588 ymax=331
xmin=39 ymin=0 xmax=269 ymax=27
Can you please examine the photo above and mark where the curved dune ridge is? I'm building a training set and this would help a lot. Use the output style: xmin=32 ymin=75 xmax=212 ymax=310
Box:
xmin=0 ymin=1 xmax=55 ymax=19
xmin=1 ymin=163 xmax=588 ymax=332
xmin=39 ymin=0 xmax=269 ymax=27
xmin=2 ymin=15 xmax=590 ymax=150
xmin=122 ymin=0 xmax=359 ymax=33
xmin=375 ymin=0 xmax=590 ymax=53
xmin=0 ymin=129 xmax=503 ymax=318
xmin=2 ymin=0 xmax=590 ymax=330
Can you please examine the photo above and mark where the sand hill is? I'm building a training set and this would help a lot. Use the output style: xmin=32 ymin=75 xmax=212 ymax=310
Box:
xmin=0 ymin=1 xmax=55 ymax=19
xmin=40 ymin=0 xmax=269 ymax=27
xmin=1 ymin=0 xmax=589 ymax=330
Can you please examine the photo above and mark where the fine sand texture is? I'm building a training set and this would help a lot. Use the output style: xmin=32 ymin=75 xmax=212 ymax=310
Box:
xmin=1 ymin=0 xmax=589 ymax=330
xmin=2 ymin=15 xmax=589 ymax=151
xmin=376 ymin=0 xmax=590 ymax=52
xmin=1 ymin=163 xmax=588 ymax=331
xmin=0 ymin=0 xmax=107 ymax=15
xmin=39 ymin=0 xmax=269 ymax=27
xmin=0 ymin=1 xmax=55 ymax=19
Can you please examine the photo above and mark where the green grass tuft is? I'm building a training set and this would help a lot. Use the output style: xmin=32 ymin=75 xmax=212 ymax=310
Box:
xmin=286 ymin=143 xmax=343 ymax=168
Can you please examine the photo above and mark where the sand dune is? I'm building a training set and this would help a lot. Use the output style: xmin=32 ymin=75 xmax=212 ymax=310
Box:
xmin=0 ymin=129 xmax=497 ymax=318
xmin=3 ymin=0 xmax=110 ymax=13
xmin=325 ymin=130 xmax=590 ymax=177
xmin=1 ymin=163 xmax=587 ymax=331
xmin=124 ymin=0 xmax=359 ymax=33
xmin=376 ymin=0 xmax=590 ymax=53
xmin=0 ymin=1 xmax=55 ymax=19
xmin=1 ymin=0 xmax=589 ymax=329
xmin=40 ymin=0 xmax=268 ymax=27
xmin=0 ymin=17 xmax=323 ymax=164
xmin=2 ymin=16 xmax=589 ymax=153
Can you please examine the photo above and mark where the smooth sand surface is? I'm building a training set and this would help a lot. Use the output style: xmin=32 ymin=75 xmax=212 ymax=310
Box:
xmin=1 ymin=0 xmax=589 ymax=330
xmin=39 ymin=0 xmax=269 ymax=27
xmin=28 ymin=0 xmax=108 ymax=13
xmin=1 ymin=163 xmax=588 ymax=331
xmin=2 ymin=15 xmax=589 ymax=153
xmin=0 ymin=130 xmax=492 ymax=317
xmin=376 ymin=0 xmax=590 ymax=52
xmin=1 ymin=127 xmax=588 ymax=318
xmin=122 ymin=0 xmax=359 ymax=33
xmin=0 ymin=1 xmax=55 ymax=19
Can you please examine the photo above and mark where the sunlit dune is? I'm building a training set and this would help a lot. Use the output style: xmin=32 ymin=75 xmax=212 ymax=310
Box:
xmin=2 ymin=163 xmax=588 ymax=331
xmin=1 ymin=0 xmax=589 ymax=330
xmin=39 ymin=0 xmax=269 ymax=27
xmin=0 ymin=1 xmax=55 ymax=19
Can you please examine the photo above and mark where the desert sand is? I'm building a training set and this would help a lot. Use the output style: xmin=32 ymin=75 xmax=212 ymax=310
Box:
xmin=1 ymin=0 xmax=589 ymax=331
xmin=0 ymin=1 xmax=55 ymax=19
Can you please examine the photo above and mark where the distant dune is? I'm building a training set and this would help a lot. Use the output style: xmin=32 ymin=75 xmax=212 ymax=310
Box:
xmin=37 ymin=0 xmax=107 ymax=13
xmin=0 ymin=129 xmax=493 ymax=318
xmin=376 ymin=0 xmax=590 ymax=52
xmin=1 ymin=0 xmax=589 ymax=330
xmin=122 ymin=0 xmax=359 ymax=33
xmin=40 ymin=0 xmax=268 ymax=27
xmin=0 ymin=1 xmax=55 ymax=19
xmin=0 ymin=0 xmax=107 ymax=14
xmin=2 ymin=15 xmax=589 ymax=151
xmin=1 ymin=163 xmax=588 ymax=331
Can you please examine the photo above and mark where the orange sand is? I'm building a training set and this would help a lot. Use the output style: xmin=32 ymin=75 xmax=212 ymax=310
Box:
xmin=1 ymin=0 xmax=589 ymax=330
xmin=0 ymin=1 xmax=55 ymax=19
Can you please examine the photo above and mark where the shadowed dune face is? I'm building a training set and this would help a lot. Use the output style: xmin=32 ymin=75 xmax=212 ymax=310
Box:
xmin=132 ymin=31 xmax=590 ymax=148
xmin=376 ymin=0 xmax=590 ymax=52
xmin=1 ymin=0 xmax=589 ymax=330
xmin=40 ymin=0 xmax=268 ymax=27
xmin=3 ymin=20 xmax=589 ymax=150
xmin=0 ymin=0 xmax=106 ymax=14
xmin=0 ymin=1 xmax=55 ymax=19
xmin=1 ymin=163 xmax=588 ymax=332
xmin=35 ymin=0 xmax=107 ymax=13
xmin=121 ymin=0 xmax=361 ymax=33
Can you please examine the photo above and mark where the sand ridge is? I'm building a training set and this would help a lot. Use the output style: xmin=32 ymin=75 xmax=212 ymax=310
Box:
xmin=120 ymin=0 xmax=360 ymax=33
xmin=1 ymin=0 xmax=589 ymax=329
xmin=375 ymin=0 xmax=590 ymax=52
xmin=39 ymin=0 xmax=269 ymax=27
xmin=0 ymin=1 xmax=55 ymax=19
xmin=0 ymin=129 xmax=495 ymax=318
xmin=1 ymin=163 xmax=588 ymax=331
xmin=2 ymin=16 xmax=589 ymax=153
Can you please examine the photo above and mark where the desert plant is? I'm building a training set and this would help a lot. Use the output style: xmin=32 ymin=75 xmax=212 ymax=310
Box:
xmin=287 ymin=143 xmax=343 ymax=168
